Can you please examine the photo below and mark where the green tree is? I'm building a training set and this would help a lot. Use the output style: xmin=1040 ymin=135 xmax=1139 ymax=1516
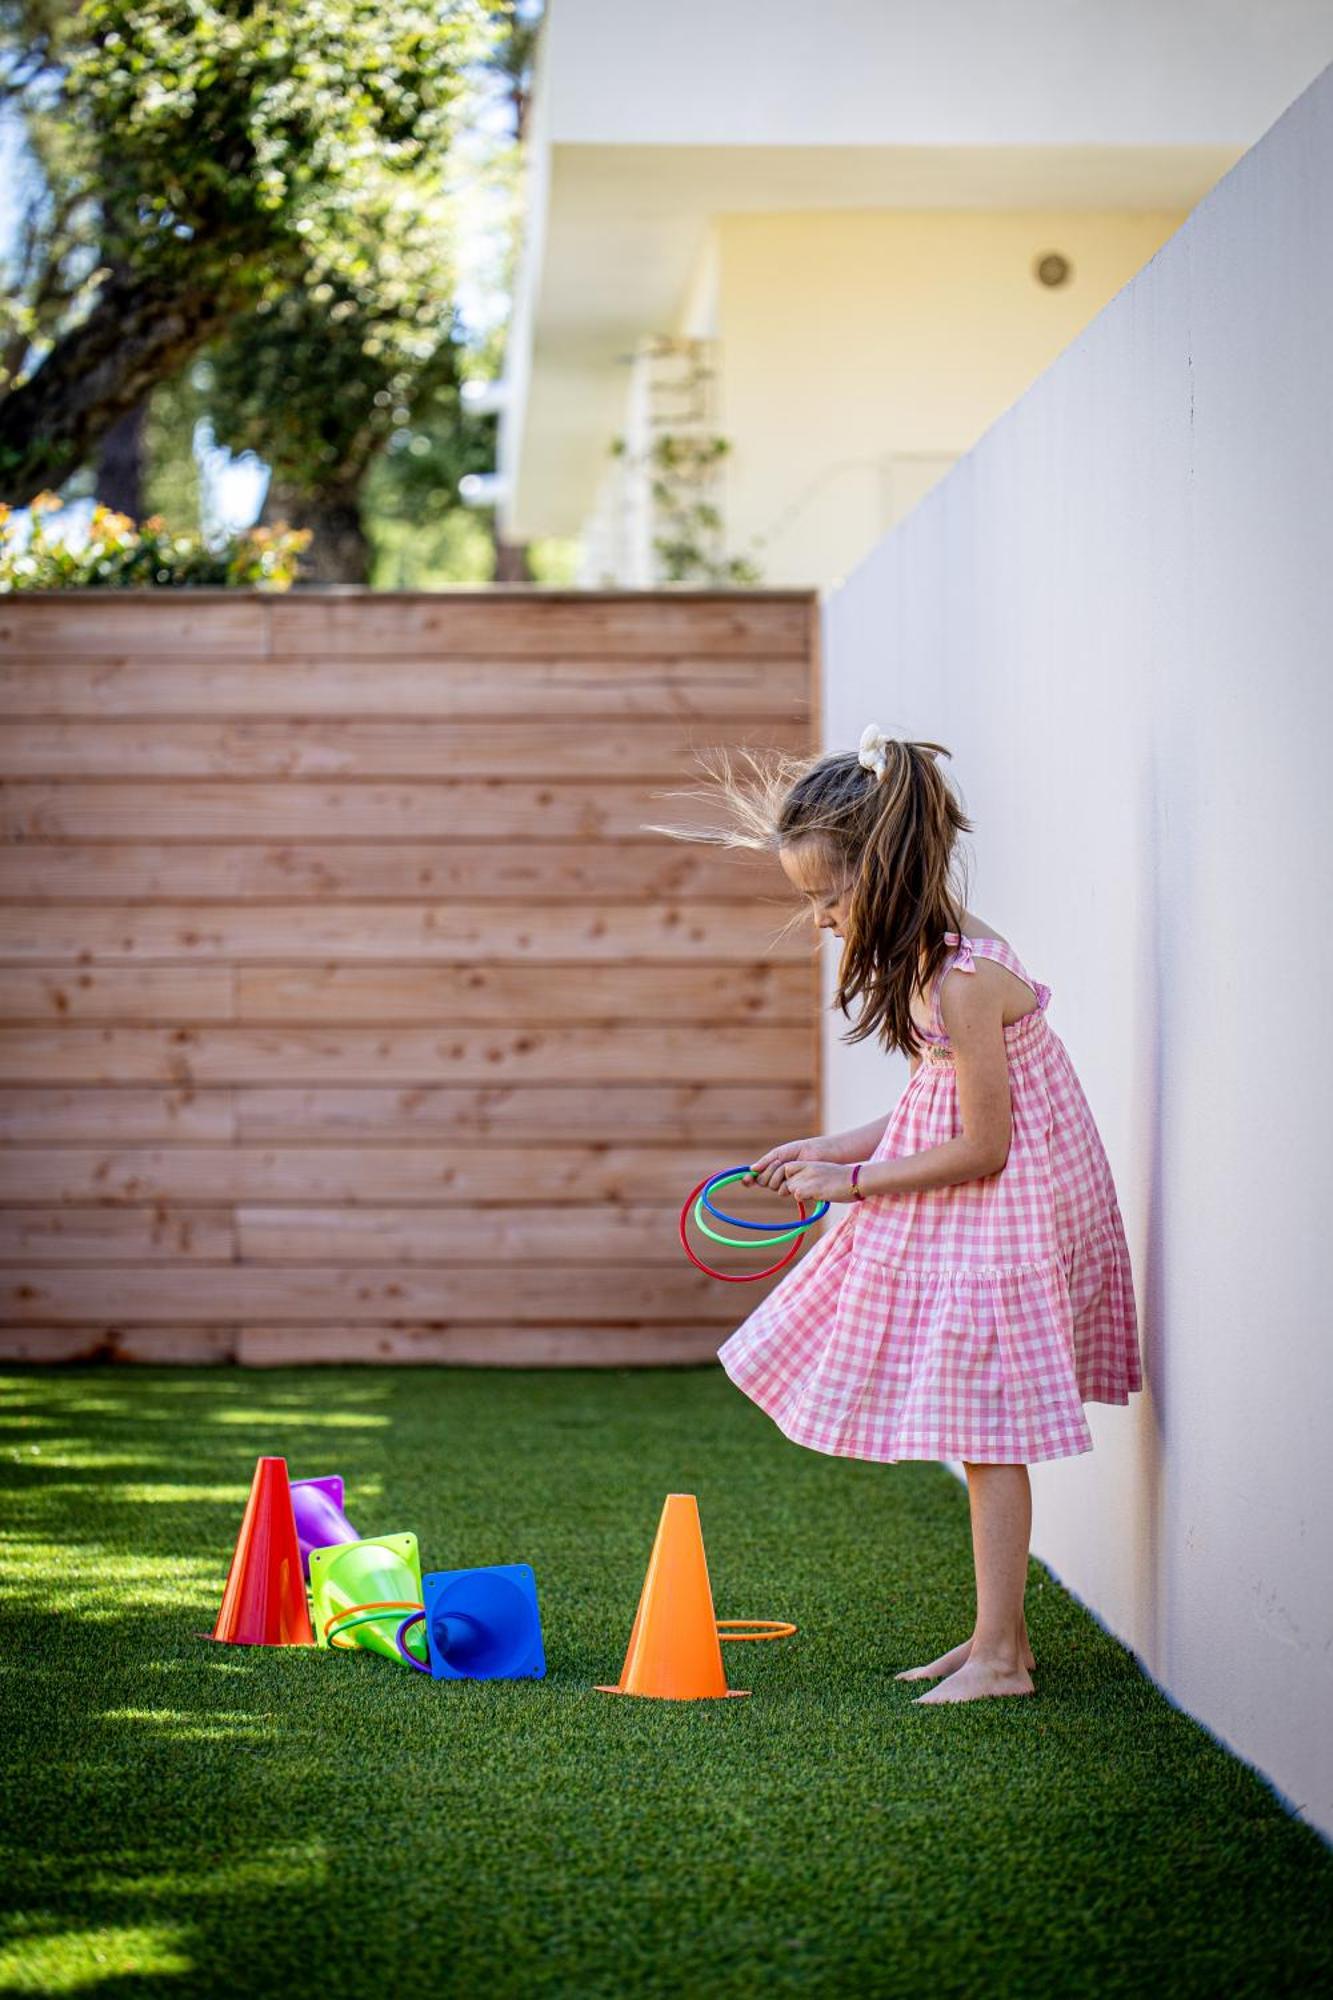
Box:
xmin=0 ymin=0 xmax=500 ymax=502
xmin=359 ymin=375 xmax=498 ymax=588
xmin=196 ymin=1 xmax=540 ymax=584
xmin=201 ymin=171 xmax=493 ymax=582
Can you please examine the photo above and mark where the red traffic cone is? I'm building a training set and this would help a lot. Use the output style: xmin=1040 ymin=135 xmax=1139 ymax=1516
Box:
xmin=210 ymin=1455 xmax=314 ymax=1646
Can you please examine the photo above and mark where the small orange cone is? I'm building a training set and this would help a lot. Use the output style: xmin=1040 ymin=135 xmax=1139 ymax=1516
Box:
xmin=596 ymin=1492 xmax=795 ymax=1700
xmin=210 ymin=1455 xmax=314 ymax=1647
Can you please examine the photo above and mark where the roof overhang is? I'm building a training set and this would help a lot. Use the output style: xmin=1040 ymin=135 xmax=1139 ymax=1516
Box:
xmin=498 ymin=139 xmax=1240 ymax=540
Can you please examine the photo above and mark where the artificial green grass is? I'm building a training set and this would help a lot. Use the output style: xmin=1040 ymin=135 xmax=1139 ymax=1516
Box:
xmin=0 ymin=1367 xmax=1329 ymax=1999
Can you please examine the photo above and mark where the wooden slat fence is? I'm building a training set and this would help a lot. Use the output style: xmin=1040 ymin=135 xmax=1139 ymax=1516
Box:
xmin=0 ymin=590 xmax=821 ymax=1364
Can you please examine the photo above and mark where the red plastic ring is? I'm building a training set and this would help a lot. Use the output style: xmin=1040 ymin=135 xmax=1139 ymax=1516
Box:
xmin=679 ymin=1174 xmax=808 ymax=1283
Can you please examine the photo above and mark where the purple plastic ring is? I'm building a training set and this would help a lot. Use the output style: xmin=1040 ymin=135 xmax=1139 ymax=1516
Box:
xmin=395 ymin=1610 xmax=431 ymax=1674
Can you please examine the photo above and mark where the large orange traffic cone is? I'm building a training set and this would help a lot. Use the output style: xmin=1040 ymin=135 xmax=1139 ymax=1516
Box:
xmin=209 ymin=1455 xmax=314 ymax=1646
xmin=595 ymin=1493 xmax=795 ymax=1700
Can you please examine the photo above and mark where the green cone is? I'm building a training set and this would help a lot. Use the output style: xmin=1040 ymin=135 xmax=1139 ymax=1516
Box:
xmin=308 ymin=1533 xmax=424 ymax=1668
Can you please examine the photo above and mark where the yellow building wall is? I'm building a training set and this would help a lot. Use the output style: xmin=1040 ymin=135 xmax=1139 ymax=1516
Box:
xmin=709 ymin=209 xmax=1187 ymax=586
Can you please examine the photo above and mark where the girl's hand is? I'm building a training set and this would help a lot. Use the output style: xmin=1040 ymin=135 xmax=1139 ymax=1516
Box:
xmin=744 ymin=1137 xmax=820 ymax=1190
xmin=781 ymin=1159 xmax=858 ymax=1205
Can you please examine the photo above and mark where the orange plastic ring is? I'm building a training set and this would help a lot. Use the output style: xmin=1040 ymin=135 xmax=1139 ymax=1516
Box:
xmin=716 ymin=1619 xmax=797 ymax=1641
xmin=324 ymin=1599 xmax=423 ymax=1648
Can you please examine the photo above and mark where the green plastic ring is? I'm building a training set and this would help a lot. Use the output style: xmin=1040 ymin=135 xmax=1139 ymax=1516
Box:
xmin=326 ymin=1605 xmax=420 ymax=1649
xmin=691 ymin=1194 xmax=809 ymax=1250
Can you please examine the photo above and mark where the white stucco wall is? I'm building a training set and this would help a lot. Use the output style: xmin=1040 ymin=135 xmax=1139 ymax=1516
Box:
xmin=540 ymin=0 xmax=1333 ymax=147
xmin=713 ymin=208 xmax=1188 ymax=585
xmin=821 ymin=61 xmax=1333 ymax=1836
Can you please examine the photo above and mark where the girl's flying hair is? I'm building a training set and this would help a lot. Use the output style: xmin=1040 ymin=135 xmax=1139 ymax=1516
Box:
xmin=646 ymin=729 xmax=974 ymax=1060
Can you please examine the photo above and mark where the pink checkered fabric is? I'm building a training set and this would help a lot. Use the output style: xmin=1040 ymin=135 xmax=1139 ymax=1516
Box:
xmin=718 ymin=933 xmax=1143 ymax=1464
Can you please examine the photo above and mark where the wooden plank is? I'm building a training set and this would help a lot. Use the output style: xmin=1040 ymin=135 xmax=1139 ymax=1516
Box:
xmin=265 ymin=594 xmax=814 ymax=659
xmin=0 ymin=716 xmax=809 ymax=780
xmin=0 ymin=967 xmax=235 ymax=1022
xmin=0 ymin=1206 xmax=235 ymax=1260
xmin=0 ymin=654 xmax=812 ymax=719
xmin=0 ymin=902 xmax=805 ymax=964
xmin=0 ymin=780 xmax=767 ymax=843
xmin=0 ymin=1087 xmax=232 ymax=1141
xmin=0 ymin=1142 xmax=803 ymax=1201
xmin=233 ymin=1082 xmax=813 ymax=1142
xmin=0 ymin=1322 xmax=726 ymax=1366
xmin=241 ymin=962 xmax=811 ymax=1024
xmin=0 ymin=1326 xmax=148 ymax=1361
xmin=0 ymin=840 xmax=778 ymax=903
xmin=0 ymin=1261 xmax=781 ymax=1321
xmin=0 ymin=1202 xmax=814 ymax=1274
xmin=235 ymin=1203 xmax=820 ymax=1265
xmin=0 ymin=961 xmax=808 ymax=1024
xmin=0 ymin=1325 xmax=239 ymax=1362
xmin=0 ymin=1081 xmax=811 ymax=1143
xmin=236 ymin=1326 xmax=724 ymax=1366
xmin=0 ymin=597 xmax=268 ymax=660
xmin=0 ymin=1023 xmax=810 ymax=1084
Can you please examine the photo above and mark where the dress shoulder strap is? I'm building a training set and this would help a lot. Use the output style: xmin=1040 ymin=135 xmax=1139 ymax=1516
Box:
xmin=931 ymin=933 xmax=1052 ymax=1036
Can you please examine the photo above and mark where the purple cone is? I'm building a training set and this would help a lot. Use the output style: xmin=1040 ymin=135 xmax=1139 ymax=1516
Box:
xmin=290 ymin=1474 xmax=359 ymax=1579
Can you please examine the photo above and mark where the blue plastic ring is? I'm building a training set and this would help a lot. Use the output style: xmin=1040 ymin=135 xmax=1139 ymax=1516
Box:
xmin=701 ymin=1167 xmax=830 ymax=1232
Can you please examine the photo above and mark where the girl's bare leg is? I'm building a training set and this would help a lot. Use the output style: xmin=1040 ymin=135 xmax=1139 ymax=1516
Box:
xmin=897 ymin=1463 xmax=1036 ymax=1700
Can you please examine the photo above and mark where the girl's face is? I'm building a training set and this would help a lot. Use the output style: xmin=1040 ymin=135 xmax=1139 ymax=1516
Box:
xmin=779 ymin=839 xmax=854 ymax=941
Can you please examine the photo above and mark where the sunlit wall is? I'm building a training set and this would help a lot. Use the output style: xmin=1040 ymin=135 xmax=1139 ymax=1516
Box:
xmin=821 ymin=62 xmax=1333 ymax=1836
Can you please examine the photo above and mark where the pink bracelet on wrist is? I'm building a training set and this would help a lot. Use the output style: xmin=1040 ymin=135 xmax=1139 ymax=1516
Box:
xmin=849 ymin=1163 xmax=866 ymax=1201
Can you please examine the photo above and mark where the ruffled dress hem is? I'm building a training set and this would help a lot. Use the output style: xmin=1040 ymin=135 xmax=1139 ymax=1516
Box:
xmin=717 ymin=1342 xmax=1097 ymax=1467
xmin=715 ymin=1210 xmax=1135 ymax=1466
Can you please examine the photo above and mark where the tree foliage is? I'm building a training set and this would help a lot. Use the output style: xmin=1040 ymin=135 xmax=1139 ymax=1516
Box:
xmin=0 ymin=0 xmax=502 ymax=500
xmin=199 ymin=171 xmax=494 ymax=578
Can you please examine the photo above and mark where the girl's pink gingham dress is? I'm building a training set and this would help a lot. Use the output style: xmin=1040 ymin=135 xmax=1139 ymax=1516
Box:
xmin=717 ymin=933 xmax=1142 ymax=1463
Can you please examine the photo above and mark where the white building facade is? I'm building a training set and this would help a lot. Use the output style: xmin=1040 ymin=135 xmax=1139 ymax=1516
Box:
xmin=499 ymin=0 xmax=1333 ymax=587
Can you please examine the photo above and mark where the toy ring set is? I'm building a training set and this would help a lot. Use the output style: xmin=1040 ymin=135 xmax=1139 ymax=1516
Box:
xmin=207 ymin=1463 xmax=796 ymax=1701
xmin=679 ymin=1165 xmax=830 ymax=1283
xmin=207 ymin=1458 xmax=545 ymax=1682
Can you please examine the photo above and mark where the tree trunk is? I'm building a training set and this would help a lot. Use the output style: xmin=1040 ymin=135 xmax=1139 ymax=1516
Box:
xmin=493 ymin=531 xmax=533 ymax=583
xmin=95 ymin=403 xmax=147 ymax=518
xmin=264 ymin=477 xmax=371 ymax=586
xmin=0 ymin=272 xmax=232 ymax=505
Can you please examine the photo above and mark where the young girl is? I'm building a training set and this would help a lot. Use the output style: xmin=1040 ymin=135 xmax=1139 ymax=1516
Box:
xmin=667 ymin=726 xmax=1142 ymax=1704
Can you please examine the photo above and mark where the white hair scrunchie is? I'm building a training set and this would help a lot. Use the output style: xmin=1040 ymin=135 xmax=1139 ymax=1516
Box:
xmin=858 ymin=723 xmax=891 ymax=781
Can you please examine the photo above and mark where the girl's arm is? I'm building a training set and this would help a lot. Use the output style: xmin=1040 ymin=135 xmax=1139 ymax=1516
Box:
xmin=751 ymin=1044 xmax=924 ymax=1185
xmin=809 ymin=1113 xmax=895 ymax=1165
xmin=857 ymin=970 xmax=1010 ymax=1193
xmin=748 ymin=1111 xmax=892 ymax=1185
xmin=854 ymin=1132 xmax=1000 ymax=1196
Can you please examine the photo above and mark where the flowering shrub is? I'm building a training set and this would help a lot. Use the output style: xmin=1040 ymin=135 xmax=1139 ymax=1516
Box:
xmin=0 ymin=495 xmax=311 ymax=591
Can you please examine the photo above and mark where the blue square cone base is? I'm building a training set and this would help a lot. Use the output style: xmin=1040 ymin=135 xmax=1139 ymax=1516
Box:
xmin=422 ymin=1562 xmax=545 ymax=1681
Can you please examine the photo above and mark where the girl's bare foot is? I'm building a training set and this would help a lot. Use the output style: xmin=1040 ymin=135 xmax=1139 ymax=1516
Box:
xmin=912 ymin=1655 xmax=1035 ymax=1704
xmin=895 ymin=1628 xmax=1035 ymax=1681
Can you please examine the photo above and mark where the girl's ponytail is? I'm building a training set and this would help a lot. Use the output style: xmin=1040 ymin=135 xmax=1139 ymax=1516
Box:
xmin=644 ymin=725 xmax=974 ymax=1060
xmin=835 ymin=734 xmax=972 ymax=1058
